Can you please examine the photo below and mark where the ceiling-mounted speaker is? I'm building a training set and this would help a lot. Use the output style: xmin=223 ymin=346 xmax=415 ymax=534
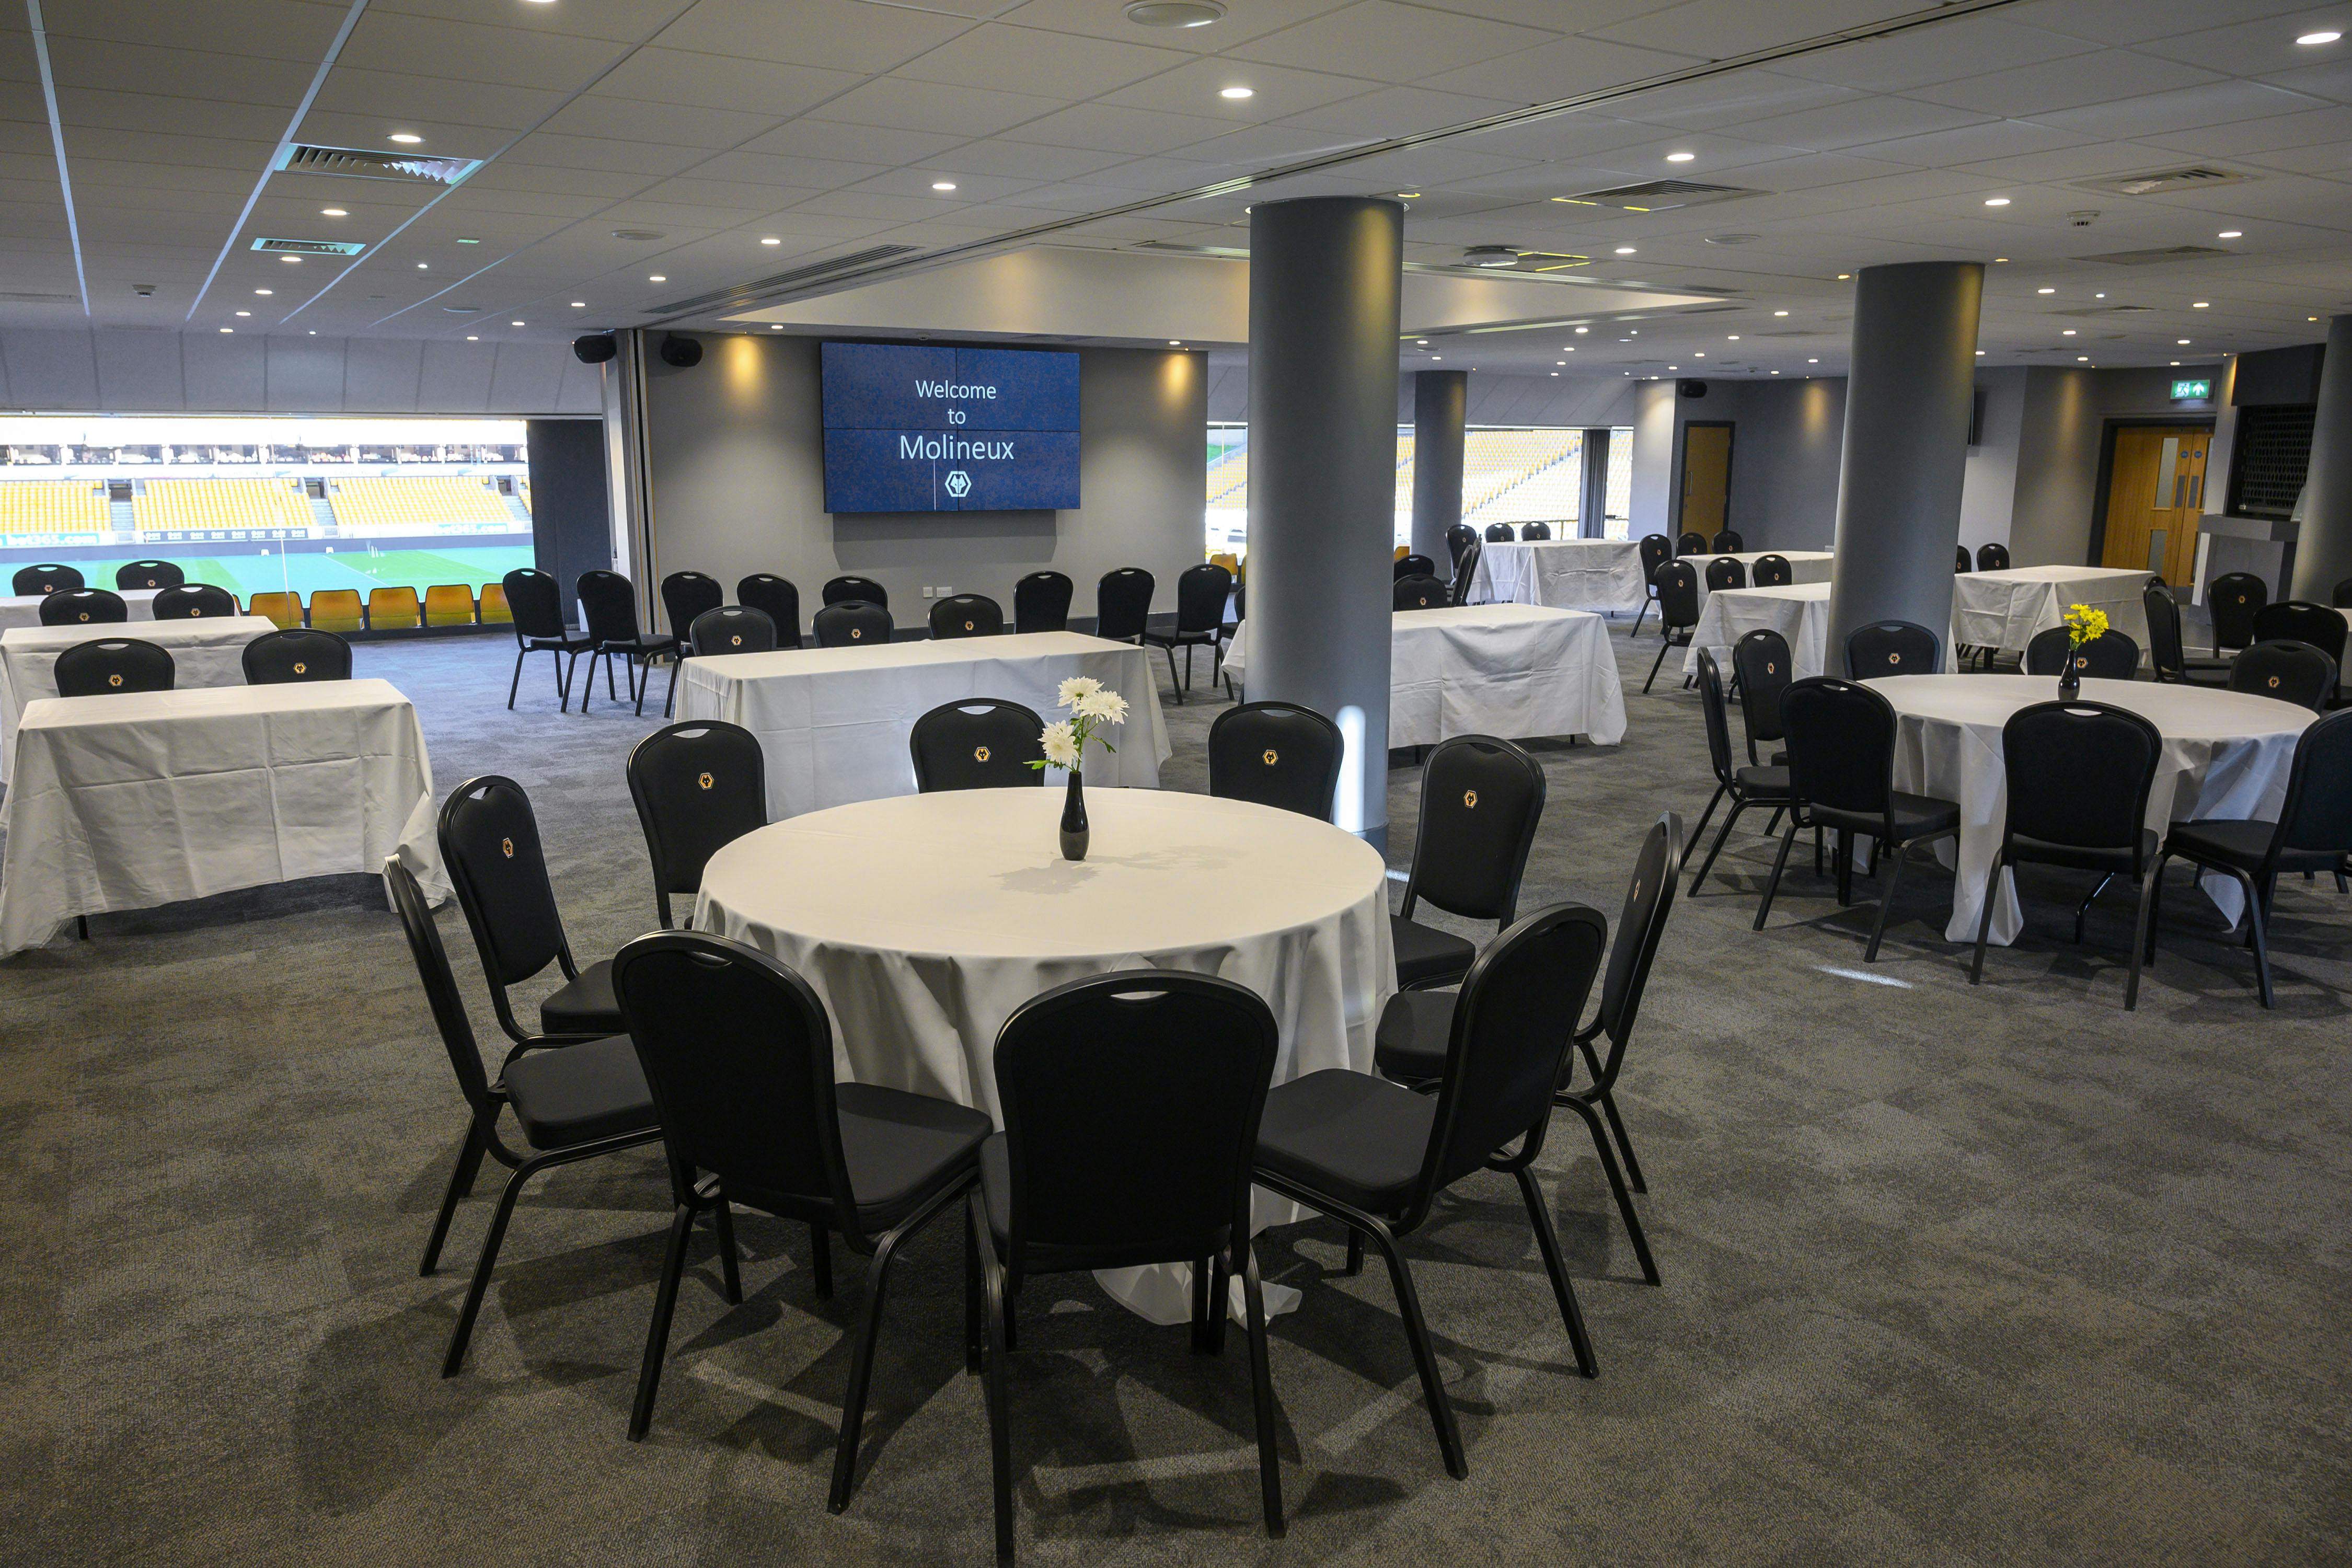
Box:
xmin=572 ymin=334 xmax=617 ymax=364
xmin=658 ymin=335 xmax=702 ymax=368
xmin=1678 ymin=378 xmax=1708 ymax=399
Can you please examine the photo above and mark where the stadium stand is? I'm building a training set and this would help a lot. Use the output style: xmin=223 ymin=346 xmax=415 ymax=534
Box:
xmin=0 ymin=481 xmax=110 ymax=541
xmin=133 ymin=479 xmax=312 ymax=537
xmin=329 ymin=476 xmax=514 ymax=534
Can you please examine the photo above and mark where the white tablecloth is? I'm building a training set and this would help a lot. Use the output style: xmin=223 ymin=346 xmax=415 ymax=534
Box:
xmin=0 ymin=679 xmax=443 ymax=956
xmin=0 ymin=589 xmax=162 ymax=630
xmin=1686 ymin=581 xmax=1835 ymax=678
xmin=1874 ymin=674 xmax=2312 ymax=945
xmin=1 ymin=615 xmax=277 ymax=783
xmin=1471 ymin=539 xmax=1647 ymax=614
xmin=697 ymin=787 xmax=1395 ymax=1322
xmin=1224 ymin=605 xmax=1627 ymax=747
xmin=672 ymin=631 xmax=1170 ymax=820
xmin=1953 ymin=566 xmax=2152 ymax=660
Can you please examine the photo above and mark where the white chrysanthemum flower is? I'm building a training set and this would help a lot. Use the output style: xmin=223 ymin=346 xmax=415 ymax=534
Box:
xmin=1075 ymin=688 xmax=1128 ymax=724
xmin=1040 ymin=721 xmax=1081 ymax=769
xmin=1056 ymin=676 xmax=1102 ymax=708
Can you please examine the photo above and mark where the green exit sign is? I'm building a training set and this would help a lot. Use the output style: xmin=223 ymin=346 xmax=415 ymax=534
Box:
xmin=2172 ymin=378 xmax=2213 ymax=401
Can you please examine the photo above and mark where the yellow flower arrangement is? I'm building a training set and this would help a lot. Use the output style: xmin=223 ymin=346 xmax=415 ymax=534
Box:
xmin=2062 ymin=603 xmax=2109 ymax=649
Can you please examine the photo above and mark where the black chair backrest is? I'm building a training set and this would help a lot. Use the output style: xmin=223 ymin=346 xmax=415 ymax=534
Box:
xmin=1956 ymin=546 xmax=1971 ymax=573
xmin=1638 ymin=533 xmax=1671 ymax=583
xmin=1484 ymin=523 xmax=1515 ymax=542
xmin=2270 ymin=709 xmax=2352 ymax=864
xmin=1976 ymin=543 xmax=2010 ymax=572
xmin=1095 ymin=567 xmax=1155 ymax=641
xmin=910 ymin=698 xmax=1045 ymax=791
xmin=1694 ymin=651 xmax=1740 ymax=788
xmin=1394 ymin=554 xmax=1437 ymax=581
xmin=689 ymin=605 xmax=776 ymax=658
xmin=575 ymin=570 xmax=644 ymax=643
xmin=386 ymin=857 xmax=497 ymax=1120
xmin=11 ymin=563 xmax=82 ymax=595
xmin=1412 ymin=904 xmax=1610 ymax=1216
xmin=39 ymin=587 xmax=126 ymax=626
xmin=612 ymin=931 xmax=870 ymax=1240
xmin=1846 ymin=619 xmax=1939 ymax=678
xmin=627 ymin=720 xmax=768 ymax=928
xmin=737 ymin=574 xmax=802 ymax=646
xmin=1519 ymin=521 xmax=1552 ymax=540
xmin=1173 ymin=562 xmax=1232 ymax=633
xmin=2252 ymin=600 xmax=2348 ymax=667
xmin=2335 ymin=575 xmax=2352 ymax=610
xmin=1732 ymin=628 xmax=1792 ymax=757
xmin=437 ymin=775 xmax=574 ymax=997
xmin=1653 ymin=559 xmax=1700 ymax=629
xmin=660 ymin=570 xmax=724 ymax=637
xmin=1781 ymin=677 xmax=1895 ymax=825
xmin=1402 ymin=735 xmax=1546 ymax=926
xmin=1749 ymin=553 xmax=1792 ymax=587
xmin=2207 ymin=571 xmax=2266 ymax=650
xmin=824 ymin=574 xmax=887 ymax=610
xmin=2025 ymin=625 xmax=2138 ymax=681
xmin=992 ymin=971 xmax=1278 ymax=1276
xmin=1446 ymin=523 xmax=1480 ymax=572
xmin=1710 ymin=529 xmax=1743 ymax=552
xmin=1676 ymin=531 xmax=1706 ymax=556
xmin=152 ymin=582 xmax=238 ymax=620
xmin=1013 ymin=570 xmax=1074 ymax=633
xmin=2001 ymin=702 xmax=2161 ymax=860
xmin=503 ymin=568 xmax=568 ymax=640
xmin=929 ymin=593 xmax=1005 ymax=639
xmin=1704 ymin=556 xmax=1746 ymax=592
xmin=115 ymin=560 xmax=184 ymax=591
xmin=1393 ymin=573 xmax=1449 ymax=610
xmin=2230 ymin=639 xmax=2338 ymax=712
xmin=1207 ymin=700 xmax=1342 ymax=821
xmin=53 ymin=638 xmax=174 ymax=697
xmin=2143 ymin=583 xmax=2189 ymax=680
xmin=244 ymin=628 xmax=351 ymax=684
xmin=1447 ymin=537 xmax=1482 ymax=607
xmin=1588 ymin=813 xmax=1682 ymax=1063
xmin=813 ymin=601 xmax=892 ymax=648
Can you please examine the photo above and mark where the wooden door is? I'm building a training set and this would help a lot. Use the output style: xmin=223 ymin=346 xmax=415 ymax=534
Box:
xmin=2102 ymin=425 xmax=2209 ymax=584
xmin=1680 ymin=423 xmax=1732 ymax=537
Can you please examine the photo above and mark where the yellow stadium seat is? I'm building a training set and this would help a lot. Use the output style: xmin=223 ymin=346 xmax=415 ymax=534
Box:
xmin=478 ymin=582 xmax=512 ymax=624
xmin=367 ymin=586 xmax=422 ymax=630
xmin=423 ymin=584 xmax=478 ymax=626
xmin=309 ymin=589 xmax=364 ymax=632
xmin=1393 ymin=545 xmax=1408 ymax=561
xmin=247 ymin=591 xmax=304 ymax=629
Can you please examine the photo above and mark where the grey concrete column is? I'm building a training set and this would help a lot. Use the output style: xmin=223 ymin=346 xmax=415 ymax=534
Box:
xmin=1410 ymin=370 xmax=1466 ymax=565
xmin=1580 ymin=428 xmax=1612 ymax=538
xmin=2289 ymin=315 xmax=2352 ymax=604
xmin=1825 ymin=261 xmax=1985 ymax=670
xmin=1247 ymin=196 xmax=1403 ymax=843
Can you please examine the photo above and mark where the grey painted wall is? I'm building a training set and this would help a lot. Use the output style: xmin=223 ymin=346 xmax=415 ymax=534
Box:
xmin=0 ymin=327 xmax=603 ymax=414
xmin=1206 ymin=362 xmax=1636 ymax=429
xmin=1630 ymin=378 xmax=1675 ymax=537
xmin=639 ymin=334 xmax=1207 ymax=634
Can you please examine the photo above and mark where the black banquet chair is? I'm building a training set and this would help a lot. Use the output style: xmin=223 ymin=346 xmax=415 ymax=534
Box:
xmin=574 ymin=570 xmax=681 ymax=717
xmin=1445 ymin=522 xmax=1480 ymax=575
xmin=1703 ymin=556 xmax=1745 ymax=593
xmin=1390 ymin=735 xmax=1545 ymax=990
xmin=688 ymin=604 xmax=776 ymax=659
xmin=11 ymin=562 xmax=82 ymax=596
xmin=1976 ymin=542 xmax=2010 ymax=572
xmin=1756 ymin=676 xmax=1962 ymax=961
xmin=929 ymin=593 xmax=1005 ymax=640
xmin=659 ymin=570 xmax=724 ymax=642
xmin=1676 ymin=530 xmax=1707 ymax=557
xmin=2024 ymin=625 xmax=2139 ymax=682
xmin=1956 ymin=546 xmax=1971 ymax=573
xmin=1685 ymin=651 xmax=1794 ymax=896
xmin=115 ymin=559 xmax=184 ymax=591
xmin=737 ymin=573 xmax=802 ymax=648
xmin=1969 ymin=701 xmax=2164 ymax=1009
xmin=1143 ymin=562 xmax=1231 ymax=702
xmin=1094 ymin=566 xmax=1155 ymax=643
xmin=1750 ymin=553 xmax=1792 ymax=587
xmin=1711 ymin=529 xmax=1743 ymax=553
xmin=626 ymin=719 xmax=768 ymax=929
xmin=501 ymin=567 xmax=590 ymax=711
xmin=1394 ymin=573 xmax=1449 ymax=610
xmin=386 ymin=859 xmax=659 ymax=1379
xmin=1643 ymin=559 xmax=1701 ymax=694
xmin=1484 ymin=522 xmax=1515 ymax=542
xmin=2146 ymin=582 xmax=2229 ymax=686
xmin=1733 ymin=627 xmax=1793 ymax=766
xmin=2336 ymin=576 xmax=2352 ymax=610
xmin=2153 ymin=709 xmax=2352 ymax=1008
xmin=2230 ymin=639 xmax=2338 ymax=713
xmin=1255 ymin=902 xmax=1612 ymax=1481
xmin=2206 ymin=571 xmax=2266 ymax=654
xmin=1012 ymin=570 xmax=1073 ymax=633
xmin=1519 ymin=521 xmax=1552 ymax=540
xmin=1846 ymin=619 xmax=1940 ymax=679
xmin=243 ymin=628 xmax=350 ymax=684
xmin=1207 ymin=700 xmax=1342 ymax=821
xmin=612 ymin=930 xmax=991 ymax=1516
xmin=1629 ymin=533 xmax=1673 ymax=636
xmin=1446 ymin=536 xmax=1482 ymax=609
xmin=814 ymin=600 xmax=892 ymax=648
xmin=53 ymin=638 xmax=173 ymax=697
xmin=153 ymin=582 xmax=239 ymax=619
xmin=909 ymin=698 xmax=1045 ymax=791
xmin=824 ymin=574 xmax=889 ymax=610
xmin=439 ymin=775 xmax=627 ymax=1043
xmin=2252 ymin=600 xmax=2348 ymax=674
xmin=975 ymin=971 xmax=1287 ymax=1555
xmin=1394 ymin=553 xmax=1438 ymax=580
xmin=39 ymin=587 xmax=126 ymax=626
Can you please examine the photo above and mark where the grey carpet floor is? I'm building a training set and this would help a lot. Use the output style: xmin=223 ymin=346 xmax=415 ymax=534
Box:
xmin=3 ymin=621 xmax=2348 ymax=1567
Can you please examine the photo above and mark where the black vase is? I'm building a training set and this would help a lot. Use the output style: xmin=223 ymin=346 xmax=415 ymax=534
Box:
xmin=2058 ymin=655 xmax=2081 ymax=700
xmin=1059 ymin=769 xmax=1089 ymax=861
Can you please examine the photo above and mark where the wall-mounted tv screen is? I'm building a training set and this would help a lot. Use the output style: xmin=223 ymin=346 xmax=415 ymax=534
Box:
xmin=821 ymin=342 xmax=1080 ymax=513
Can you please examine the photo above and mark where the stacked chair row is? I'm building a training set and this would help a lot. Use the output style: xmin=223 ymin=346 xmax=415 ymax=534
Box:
xmin=44 ymin=627 xmax=357 ymax=695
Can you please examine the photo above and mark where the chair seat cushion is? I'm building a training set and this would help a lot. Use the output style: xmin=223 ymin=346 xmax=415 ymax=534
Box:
xmin=1733 ymin=764 xmax=1792 ymax=798
xmin=602 ymin=633 xmax=679 ymax=655
xmin=836 ymin=1083 xmax=991 ymax=1231
xmin=1812 ymin=791 xmax=1959 ymax=841
xmin=2007 ymin=828 xmax=2157 ymax=874
xmin=501 ymin=1035 xmax=657 ymax=1151
xmin=1372 ymin=988 xmax=1456 ymax=1085
xmin=1143 ymin=628 xmax=1220 ymax=647
xmin=540 ymin=959 xmax=623 ymax=1036
xmin=2166 ymin=818 xmax=2339 ymax=874
xmin=1254 ymin=1069 xmax=1434 ymax=1218
xmin=1391 ymin=914 xmax=1478 ymax=988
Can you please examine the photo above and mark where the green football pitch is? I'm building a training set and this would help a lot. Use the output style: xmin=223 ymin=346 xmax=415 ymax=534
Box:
xmin=37 ymin=545 xmax=537 ymax=601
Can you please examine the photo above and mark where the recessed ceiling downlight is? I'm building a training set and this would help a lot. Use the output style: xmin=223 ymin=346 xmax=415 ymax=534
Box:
xmin=1124 ymin=1 xmax=1224 ymax=25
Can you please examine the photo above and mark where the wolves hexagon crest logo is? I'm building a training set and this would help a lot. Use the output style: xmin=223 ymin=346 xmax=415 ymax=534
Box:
xmin=943 ymin=469 xmax=972 ymax=499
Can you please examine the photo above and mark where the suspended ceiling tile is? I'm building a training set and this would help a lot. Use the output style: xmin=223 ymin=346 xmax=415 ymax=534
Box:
xmin=2035 ymin=80 xmax=2331 ymax=141
xmin=539 ymin=95 xmax=783 ymax=149
xmin=1731 ymin=95 xmax=1995 ymax=153
xmin=893 ymin=23 xmax=1191 ymax=98
xmin=807 ymin=77 xmax=1064 ymax=139
xmin=1273 ymin=84 xmax=1524 ymax=140
xmin=308 ymin=68 xmax=569 ymax=134
xmin=919 ymin=139 xmax=1131 ymax=182
xmin=737 ymin=119 xmax=966 ymax=167
xmin=689 ymin=148 xmax=894 ymax=191
xmin=1098 ymin=56 xmax=1377 ymax=120
xmin=338 ymin=11 xmax=629 ymax=91
xmin=590 ymin=49 xmax=863 ymax=120
xmin=1420 ymin=36 xmax=1705 ymax=104
xmin=1858 ymin=119 xmax=2100 ymax=171
xmin=1904 ymin=49 xmax=2224 ymax=118
xmin=653 ymin=0 xmax=971 ymax=73
xmin=1000 ymin=101 xmax=1240 ymax=155
xmin=1231 ymin=1 xmax=1562 ymax=84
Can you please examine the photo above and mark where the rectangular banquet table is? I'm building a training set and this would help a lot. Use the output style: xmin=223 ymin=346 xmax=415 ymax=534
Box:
xmin=1224 ymin=604 xmax=1627 ymax=747
xmin=1470 ymin=538 xmax=1648 ymax=613
xmin=1952 ymin=565 xmax=2152 ymax=661
xmin=1684 ymin=581 xmax=1849 ymax=679
xmin=0 ymin=678 xmax=443 ymax=956
xmin=0 ymin=588 xmax=162 ymax=630
xmin=672 ymin=630 xmax=1171 ymax=820
xmin=1 ymin=614 xmax=276 ymax=782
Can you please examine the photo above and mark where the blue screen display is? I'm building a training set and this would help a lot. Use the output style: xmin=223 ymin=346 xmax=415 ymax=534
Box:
xmin=821 ymin=342 xmax=1080 ymax=513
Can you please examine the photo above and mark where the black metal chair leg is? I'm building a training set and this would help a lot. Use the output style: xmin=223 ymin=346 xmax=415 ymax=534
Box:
xmin=419 ymin=1117 xmax=491 ymax=1276
xmin=978 ymin=1214 xmax=1016 ymax=1565
xmin=627 ymin=1202 xmax=699 ymax=1439
xmin=1863 ymin=839 xmax=1913 ymax=962
xmin=1164 ymin=643 xmax=1183 ymax=705
xmin=809 ymin=1222 xmax=833 ymax=1298
xmin=605 ymin=650 xmax=617 ymax=701
xmin=1836 ymin=828 xmax=1854 ymax=907
xmin=1754 ymin=817 xmax=1802 ymax=930
xmin=662 ymin=653 xmax=681 ymax=719
xmin=1344 ymin=1228 xmax=1365 ymax=1276
xmin=711 ymin=1197 xmax=742 ymax=1305
xmin=1563 ymin=1096 xmax=1659 ymax=1285
xmin=827 ymin=1227 xmax=907 ymax=1512
xmin=1359 ymin=1213 xmax=1465 ymax=1477
xmin=1642 ymin=637 xmax=1674 ymax=694
xmin=964 ymin=1196 xmax=983 ymax=1375
xmin=2074 ymin=871 xmax=2115 ymax=944
xmin=1206 ymin=1249 xmax=1230 ymax=1354
xmin=1682 ymin=784 xmax=1726 ymax=870
xmin=1969 ymin=846 xmax=2004 ymax=986
xmin=1687 ymin=798 xmax=1753 ymax=895
xmin=2125 ymin=869 xmax=2154 ymax=1011
xmin=441 ymin=1158 xmax=537 ymax=1378
xmin=2145 ymin=855 xmax=2166 ymax=966
xmin=1239 ymin=1240 xmax=1285 ymax=1538
xmin=1190 ymin=1253 xmax=1215 ymax=1353
xmin=2236 ymin=867 xmax=2275 ymax=1008
xmin=1513 ymin=1166 xmax=1599 ymax=1378
xmin=508 ymin=647 xmax=527 ymax=709
xmin=564 ymin=649 xmax=587 ymax=712
xmin=1580 ymin=1059 xmax=1646 ymax=1193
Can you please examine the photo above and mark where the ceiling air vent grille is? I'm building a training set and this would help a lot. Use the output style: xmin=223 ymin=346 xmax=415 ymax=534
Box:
xmin=2076 ymin=245 xmax=2231 ymax=266
xmin=650 ymin=245 xmax=920 ymax=315
xmin=1553 ymin=179 xmax=1751 ymax=212
xmin=276 ymin=143 xmax=482 ymax=185
xmin=251 ymin=237 xmax=366 ymax=256
xmin=2076 ymin=166 xmax=2253 ymax=197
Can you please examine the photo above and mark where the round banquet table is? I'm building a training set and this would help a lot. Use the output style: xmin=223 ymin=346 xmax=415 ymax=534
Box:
xmin=1872 ymin=675 xmax=2316 ymax=946
xmin=695 ymin=785 xmax=1397 ymax=1323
